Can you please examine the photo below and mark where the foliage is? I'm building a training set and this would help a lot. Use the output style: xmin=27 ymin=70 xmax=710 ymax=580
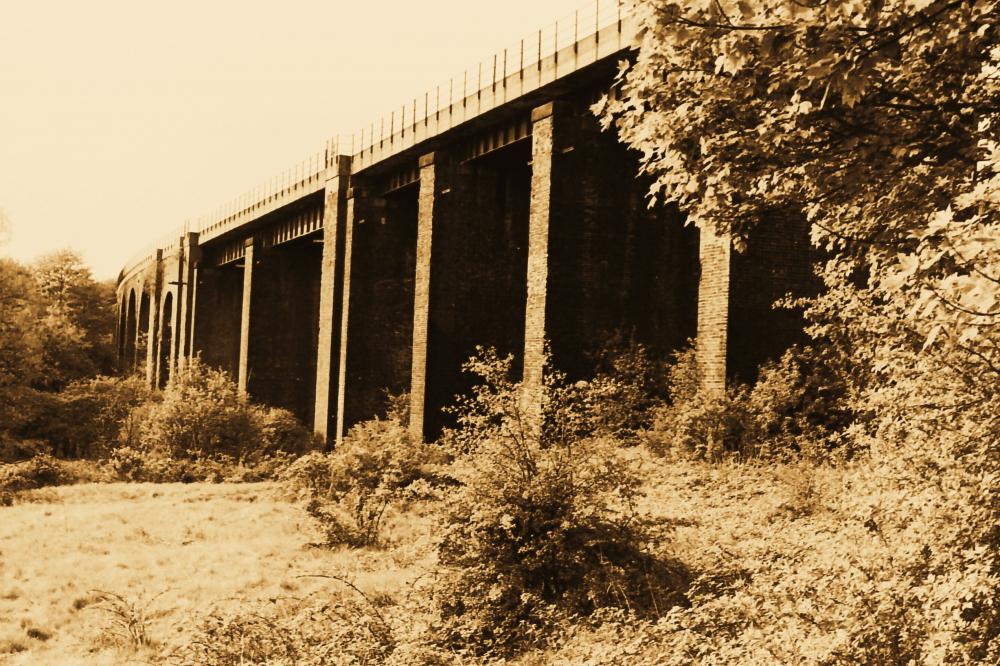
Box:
xmin=0 ymin=259 xmax=46 ymax=437
xmin=138 ymin=358 xmax=257 ymax=459
xmin=0 ymin=251 xmax=116 ymax=447
xmin=583 ymin=337 xmax=671 ymax=442
xmin=177 ymin=585 xmax=398 ymax=666
xmin=89 ymin=590 xmax=166 ymax=650
xmin=28 ymin=375 xmax=154 ymax=458
xmin=747 ymin=343 xmax=857 ymax=458
xmin=648 ymin=344 xmax=854 ymax=461
xmin=603 ymin=1 xmax=1000 ymax=660
xmin=283 ymin=397 xmax=448 ymax=547
xmin=31 ymin=250 xmax=116 ymax=389
xmin=435 ymin=349 xmax=688 ymax=657
xmin=139 ymin=357 xmax=316 ymax=462
xmin=0 ymin=455 xmax=113 ymax=503
xmin=0 ymin=454 xmax=68 ymax=494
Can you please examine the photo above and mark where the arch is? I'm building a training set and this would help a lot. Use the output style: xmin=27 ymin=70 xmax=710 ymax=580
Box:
xmin=158 ymin=292 xmax=174 ymax=389
xmin=137 ymin=292 xmax=151 ymax=379
xmin=124 ymin=289 xmax=138 ymax=373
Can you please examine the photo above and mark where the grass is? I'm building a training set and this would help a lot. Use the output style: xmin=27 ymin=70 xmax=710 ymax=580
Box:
xmin=0 ymin=481 xmax=436 ymax=665
xmin=0 ymin=454 xmax=849 ymax=664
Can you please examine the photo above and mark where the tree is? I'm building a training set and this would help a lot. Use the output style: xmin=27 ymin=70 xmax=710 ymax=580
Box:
xmin=0 ymin=258 xmax=46 ymax=439
xmin=601 ymin=1 xmax=998 ymax=660
xmin=31 ymin=250 xmax=117 ymax=385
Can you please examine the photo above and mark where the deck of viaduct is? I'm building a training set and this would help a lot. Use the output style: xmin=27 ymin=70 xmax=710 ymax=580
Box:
xmin=115 ymin=11 xmax=815 ymax=446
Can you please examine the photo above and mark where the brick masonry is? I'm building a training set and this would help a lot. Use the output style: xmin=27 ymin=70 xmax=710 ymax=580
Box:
xmin=120 ymin=101 xmax=814 ymax=441
xmin=696 ymin=227 xmax=731 ymax=393
xmin=245 ymin=237 xmax=324 ymax=425
xmin=237 ymin=238 xmax=255 ymax=394
xmin=409 ymin=152 xmax=437 ymax=441
xmin=334 ymin=193 xmax=357 ymax=447
xmin=313 ymin=157 xmax=352 ymax=446
xmin=335 ymin=185 xmax=413 ymax=441
xmin=522 ymin=102 xmax=559 ymax=420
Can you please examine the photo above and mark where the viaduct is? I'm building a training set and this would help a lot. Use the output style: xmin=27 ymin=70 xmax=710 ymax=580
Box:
xmin=116 ymin=2 xmax=814 ymax=446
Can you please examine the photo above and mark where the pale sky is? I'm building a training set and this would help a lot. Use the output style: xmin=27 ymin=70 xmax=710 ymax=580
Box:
xmin=0 ymin=0 xmax=587 ymax=279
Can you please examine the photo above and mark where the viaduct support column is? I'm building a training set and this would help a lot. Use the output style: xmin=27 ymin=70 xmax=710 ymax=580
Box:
xmin=314 ymin=155 xmax=352 ymax=446
xmin=409 ymin=151 xmax=494 ymax=441
xmin=144 ymin=251 xmax=163 ymax=388
xmin=238 ymin=237 xmax=255 ymax=395
xmin=696 ymin=228 xmax=731 ymax=393
xmin=521 ymin=101 xmax=567 ymax=421
xmin=333 ymin=192 xmax=354 ymax=447
xmin=409 ymin=152 xmax=438 ymax=441
xmin=177 ymin=232 xmax=200 ymax=371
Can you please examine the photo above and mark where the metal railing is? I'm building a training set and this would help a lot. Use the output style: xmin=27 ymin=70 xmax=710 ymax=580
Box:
xmin=120 ymin=0 xmax=630 ymax=280
xmin=345 ymin=0 xmax=625 ymax=159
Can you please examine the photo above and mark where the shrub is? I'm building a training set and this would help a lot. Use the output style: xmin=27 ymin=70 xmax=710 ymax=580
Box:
xmin=435 ymin=349 xmax=688 ymax=657
xmin=647 ymin=344 xmax=854 ymax=462
xmin=38 ymin=376 xmax=154 ymax=458
xmin=748 ymin=344 xmax=857 ymax=460
xmin=179 ymin=593 xmax=396 ymax=665
xmin=108 ymin=445 xmax=293 ymax=484
xmin=0 ymin=454 xmax=67 ymax=493
xmin=0 ymin=454 xmax=111 ymax=496
xmin=139 ymin=359 xmax=257 ymax=460
xmin=250 ymin=404 xmax=319 ymax=460
xmin=138 ymin=357 xmax=316 ymax=464
xmin=107 ymin=446 xmax=147 ymax=482
xmin=585 ymin=336 xmax=670 ymax=442
xmin=283 ymin=396 xmax=448 ymax=548
xmin=645 ymin=347 xmax=753 ymax=461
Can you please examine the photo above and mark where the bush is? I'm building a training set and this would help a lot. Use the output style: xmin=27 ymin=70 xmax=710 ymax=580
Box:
xmin=283 ymin=396 xmax=448 ymax=548
xmin=647 ymin=344 xmax=854 ymax=462
xmin=645 ymin=347 xmax=753 ymax=461
xmin=0 ymin=454 xmax=67 ymax=493
xmin=34 ymin=376 xmax=154 ymax=459
xmin=139 ymin=357 xmax=317 ymax=463
xmin=179 ymin=592 xmax=396 ymax=665
xmin=0 ymin=454 xmax=112 ymax=498
xmin=435 ymin=349 xmax=688 ymax=657
xmin=585 ymin=336 xmax=670 ymax=442
xmin=139 ymin=359 xmax=258 ymax=460
xmin=747 ymin=344 xmax=857 ymax=460
xmin=249 ymin=404 xmax=319 ymax=459
xmin=108 ymin=445 xmax=294 ymax=484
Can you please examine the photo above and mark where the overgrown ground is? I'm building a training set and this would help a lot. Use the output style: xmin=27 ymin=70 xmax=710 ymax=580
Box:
xmin=0 ymin=481 xmax=436 ymax=665
xmin=0 ymin=457 xmax=843 ymax=665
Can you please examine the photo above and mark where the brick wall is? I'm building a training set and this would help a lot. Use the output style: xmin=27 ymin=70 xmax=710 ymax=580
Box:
xmin=340 ymin=184 xmax=417 ymax=434
xmin=246 ymin=237 xmax=324 ymax=425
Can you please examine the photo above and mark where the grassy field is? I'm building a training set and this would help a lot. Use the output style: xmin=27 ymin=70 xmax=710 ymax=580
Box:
xmin=0 ymin=481 xmax=437 ymax=665
xmin=0 ymin=457 xmax=839 ymax=664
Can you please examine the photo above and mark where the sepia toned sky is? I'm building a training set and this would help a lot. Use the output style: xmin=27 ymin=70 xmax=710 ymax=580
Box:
xmin=0 ymin=0 xmax=587 ymax=279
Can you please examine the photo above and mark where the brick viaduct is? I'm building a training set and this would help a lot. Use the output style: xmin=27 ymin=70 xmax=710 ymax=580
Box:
xmin=115 ymin=6 xmax=814 ymax=446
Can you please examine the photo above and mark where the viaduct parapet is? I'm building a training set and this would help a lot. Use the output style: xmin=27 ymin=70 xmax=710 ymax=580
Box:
xmin=116 ymin=2 xmax=816 ymax=445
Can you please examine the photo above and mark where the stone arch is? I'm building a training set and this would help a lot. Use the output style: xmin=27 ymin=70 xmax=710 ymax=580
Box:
xmin=158 ymin=291 xmax=174 ymax=389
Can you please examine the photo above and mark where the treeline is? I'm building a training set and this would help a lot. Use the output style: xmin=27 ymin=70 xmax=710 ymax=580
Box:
xmin=0 ymin=250 xmax=117 ymax=459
